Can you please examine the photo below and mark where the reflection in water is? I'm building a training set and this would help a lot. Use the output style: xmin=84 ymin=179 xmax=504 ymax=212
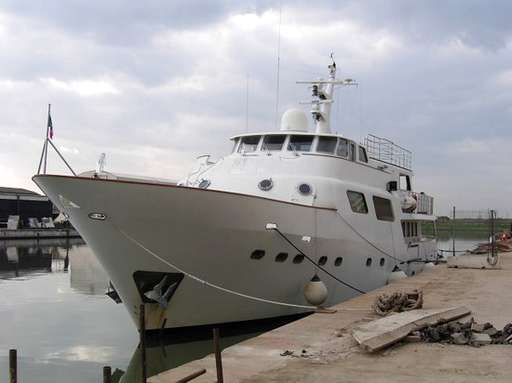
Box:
xmin=69 ymin=244 xmax=109 ymax=295
xmin=0 ymin=238 xmax=83 ymax=279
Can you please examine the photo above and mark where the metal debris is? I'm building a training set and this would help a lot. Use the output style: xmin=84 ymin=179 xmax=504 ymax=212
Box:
xmin=373 ymin=290 xmax=423 ymax=316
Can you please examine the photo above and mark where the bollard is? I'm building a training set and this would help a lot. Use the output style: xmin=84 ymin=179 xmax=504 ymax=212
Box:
xmin=139 ymin=304 xmax=147 ymax=383
xmin=9 ymin=349 xmax=17 ymax=383
xmin=213 ymin=328 xmax=223 ymax=383
xmin=103 ymin=366 xmax=112 ymax=383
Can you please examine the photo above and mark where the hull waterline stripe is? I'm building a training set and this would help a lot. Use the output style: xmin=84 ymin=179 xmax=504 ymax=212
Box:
xmin=115 ymin=225 xmax=317 ymax=310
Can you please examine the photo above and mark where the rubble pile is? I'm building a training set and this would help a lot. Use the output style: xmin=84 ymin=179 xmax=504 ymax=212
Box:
xmin=373 ymin=290 xmax=423 ymax=316
xmin=417 ymin=319 xmax=512 ymax=346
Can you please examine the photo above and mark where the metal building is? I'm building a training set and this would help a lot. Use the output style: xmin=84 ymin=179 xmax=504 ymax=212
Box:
xmin=0 ymin=187 xmax=53 ymax=227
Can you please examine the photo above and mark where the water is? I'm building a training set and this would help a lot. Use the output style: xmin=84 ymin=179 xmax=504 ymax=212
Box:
xmin=0 ymin=234 xmax=487 ymax=382
xmin=0 ymin=239 xmax=295 ymax=383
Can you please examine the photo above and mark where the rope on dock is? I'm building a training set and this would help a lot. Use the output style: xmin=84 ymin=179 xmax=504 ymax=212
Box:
xmin=116 ymin=226 xmax=317 ymax=310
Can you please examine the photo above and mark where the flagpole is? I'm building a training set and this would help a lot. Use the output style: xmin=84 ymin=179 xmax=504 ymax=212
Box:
xmin=43 ymin=104 xmax=51 ymax=174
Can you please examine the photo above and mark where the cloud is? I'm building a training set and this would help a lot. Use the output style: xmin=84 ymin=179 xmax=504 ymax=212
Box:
xmin=0 ymin=1 xmax=511 ymax=216
xmin=40 ymin=78 xmax=120 ymax=96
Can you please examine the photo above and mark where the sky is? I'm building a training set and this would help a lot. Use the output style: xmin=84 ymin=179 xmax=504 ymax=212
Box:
xmin=0 ymin=0 xmax=510 ymax=216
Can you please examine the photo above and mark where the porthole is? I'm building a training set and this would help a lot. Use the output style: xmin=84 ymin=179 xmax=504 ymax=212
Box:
xmin=275 ymin=252 xmax=288 ymax=262
xmin=198 ymin=179 xmax=211 ymax=189
xmin=366 ymin=257 xmax=372 ymax=267
xmin=293 ymin=254 xmax=305 ymax=264
xmin=380 ymin=258 xmax=385 ymax=267
xmin=334 ymin=257 xmax=343 ymax=266
xmin=318 ymin=256 xmax=328 ymax=266
xmin=258 ymin=178 xmax=273 ymax=191
xmin=250 ymin=250 xmax=265 ymax=260
xmin=297 ymin=183 xmax=312 ymax=196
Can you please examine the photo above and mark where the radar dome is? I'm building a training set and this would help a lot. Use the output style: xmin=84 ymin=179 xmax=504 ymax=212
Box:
xmin=280 ymin=108 xmax=308 ymax=132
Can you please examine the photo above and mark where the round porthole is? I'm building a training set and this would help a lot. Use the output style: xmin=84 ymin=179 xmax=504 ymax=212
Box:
xmin=318 ymin=256 xmax=328 ymax=266
xmin=298 ymin=183 xmax=312 ymax=195
xmin=258 ymin=178 xmax=273 ymax=191
xmin=198 ymin=179 xmax=211 ymax=189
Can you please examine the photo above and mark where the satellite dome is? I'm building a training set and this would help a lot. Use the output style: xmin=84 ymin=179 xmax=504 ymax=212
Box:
xmin=280 ymin=108 xmax=308 ymax=132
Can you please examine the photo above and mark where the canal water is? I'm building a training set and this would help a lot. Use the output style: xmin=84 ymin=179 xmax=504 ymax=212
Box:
xmin=0 ymin=235 xmax=487 ymax=382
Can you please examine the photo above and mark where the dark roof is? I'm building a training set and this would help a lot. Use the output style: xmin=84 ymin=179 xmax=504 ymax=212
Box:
xmin=0 ymin=186 xmax=42 ymax=196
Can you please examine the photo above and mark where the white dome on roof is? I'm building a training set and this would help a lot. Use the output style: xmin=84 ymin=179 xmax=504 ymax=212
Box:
xmin=280 ymin=108 xmax=308 ymax=132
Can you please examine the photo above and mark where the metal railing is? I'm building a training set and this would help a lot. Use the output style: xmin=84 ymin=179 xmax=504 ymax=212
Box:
xmin=363 ymin=134 xmax=412 ymax=170
xmin=415 ymin=192 xmax=434 ymax=215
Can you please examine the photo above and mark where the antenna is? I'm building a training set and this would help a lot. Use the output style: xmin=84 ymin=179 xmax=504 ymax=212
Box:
xmin=245 ymin=74 xmax=249 ymax=132
xmin=274 ymin=4 xmax=282 ymax=129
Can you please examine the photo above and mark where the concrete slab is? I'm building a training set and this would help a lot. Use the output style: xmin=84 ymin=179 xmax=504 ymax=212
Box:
xmin=149 ymin=252 xmax=512 ymax=383
xmin=447 ymin=254 xmax=502 ymax=269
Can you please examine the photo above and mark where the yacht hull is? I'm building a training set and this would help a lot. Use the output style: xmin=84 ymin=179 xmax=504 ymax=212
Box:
xmin=33 ymin=175 xmax=417 ymax=330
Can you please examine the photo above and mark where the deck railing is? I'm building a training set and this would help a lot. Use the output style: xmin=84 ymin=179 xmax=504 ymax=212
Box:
xmin=363 ymin=134 xmax=412 ymax=170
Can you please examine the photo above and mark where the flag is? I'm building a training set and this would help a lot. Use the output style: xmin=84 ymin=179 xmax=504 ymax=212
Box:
xmin=47 ymin=109 xmax=53 ymax=139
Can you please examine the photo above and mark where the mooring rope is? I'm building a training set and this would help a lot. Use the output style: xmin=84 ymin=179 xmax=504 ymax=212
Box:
xmin=270 ymin=227 xmax=366 ymax=294
xmin=115 ymin=226 xmax=317 ymax=310
xmin=335 ymin=212 xmax=406 ymax=264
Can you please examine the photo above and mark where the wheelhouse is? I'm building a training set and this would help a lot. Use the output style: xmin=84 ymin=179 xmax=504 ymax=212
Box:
xmin=231 ymin=133 xmax=368 ymax=164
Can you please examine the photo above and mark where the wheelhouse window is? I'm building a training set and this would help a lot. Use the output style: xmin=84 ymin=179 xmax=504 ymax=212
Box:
xmin=373 ymin=196 xmax=394 ymax=222
xmin=237 ymin=135 xmax=261 ymax=153
xmin=288 ymin=135 xmax=314 ymax=152
xmin=349 ymin=142 xmax=356 ymax=161
xmin=347 ymin=191 xmax=368 ymax=214
xmin=262 ymin=135 xmax=286 ymax=151
xmin=336 ymin=138 xmax=349 ymax=157
xmin=358 ymin=146 xmax=368 ymax=163
xmin=316 ymin=136 xmax=337 ymax=154
xmin=231 ymin=138 xmax=240 ymax=153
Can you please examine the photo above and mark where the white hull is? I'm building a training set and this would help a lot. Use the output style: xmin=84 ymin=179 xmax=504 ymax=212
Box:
xmin=34 ymin=175 xmax=433 ymax=330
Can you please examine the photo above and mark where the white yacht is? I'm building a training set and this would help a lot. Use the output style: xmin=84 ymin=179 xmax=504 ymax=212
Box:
xmin=33 ymin=59 xmax=437 ymax=331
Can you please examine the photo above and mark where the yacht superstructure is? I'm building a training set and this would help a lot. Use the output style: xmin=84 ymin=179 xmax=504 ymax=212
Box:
xmin=33 ymin=59 xmax=437 ymax=331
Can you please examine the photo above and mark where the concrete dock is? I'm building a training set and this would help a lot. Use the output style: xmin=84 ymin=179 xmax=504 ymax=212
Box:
xmin=150 ymin=253 xmax=512 ymax=383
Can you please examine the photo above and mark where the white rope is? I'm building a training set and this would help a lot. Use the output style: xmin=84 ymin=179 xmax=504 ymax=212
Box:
xmin=116 ymin=227 xmax=316 ymax=310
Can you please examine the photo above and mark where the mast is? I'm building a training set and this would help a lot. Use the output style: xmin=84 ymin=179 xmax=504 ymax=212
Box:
xmin=297 ymin=55 xmax=357 ymax=134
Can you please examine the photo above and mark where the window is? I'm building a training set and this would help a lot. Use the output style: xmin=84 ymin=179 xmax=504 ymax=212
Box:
xmin=251 ymin=250 xmax=265 ymax=260
xmin=262 ymin=135 xmax=286 ymax=151
xmin=399 ymin=175 xmax=411 ymax=191
xmin=318 ymin=256 xmax=328 ymax=266
xmin=373 ymin=196 xmax=394 ymax=222
xmin=317 ymin=137 xmax=337 ymax=154
xmin=293 ymin=254 xmax=304 ymax=264
xmin=334 ymin=257 xmax=343 ymax=266
xmin=347 ymin=191 xmax=368 ymax=214
xmin=238 ymin=135 xmax=261 ymax=153
xmin=349 ymin=142 xmax=356 ymax=161
xmin=380 ymin=258 xmax=385 ymax=266
xmin=358 ymin=146 xmax=368 ymax=163
xmin=366 ymin=257 xmax=372 ymax=267
xmin=288 ymin=135 xmax=314 ymax=152
xmin=275 ymin=252 xmax=288 ymax=262
xmin=336 ymin=138 xmax=349 ymax=157
xmin=232 ymin=138 xmax=239 ymax=153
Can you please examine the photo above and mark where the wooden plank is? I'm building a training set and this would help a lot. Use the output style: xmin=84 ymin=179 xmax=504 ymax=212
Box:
xmin=352 ymin=306 xmax=470 ymax=352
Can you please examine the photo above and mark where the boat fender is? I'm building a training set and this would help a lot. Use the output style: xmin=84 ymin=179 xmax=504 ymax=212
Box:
xmin=387 ymin=270 xmax=407 ymax=284
xmin=424 ymin=262 xmax=436 ymax=270
xmin=303 ymin=275 xmax=328 ymax=306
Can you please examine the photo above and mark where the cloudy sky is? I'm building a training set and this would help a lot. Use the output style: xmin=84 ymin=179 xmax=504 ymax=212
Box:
xmin=0 ymin=0 xmax=510 ymax=216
